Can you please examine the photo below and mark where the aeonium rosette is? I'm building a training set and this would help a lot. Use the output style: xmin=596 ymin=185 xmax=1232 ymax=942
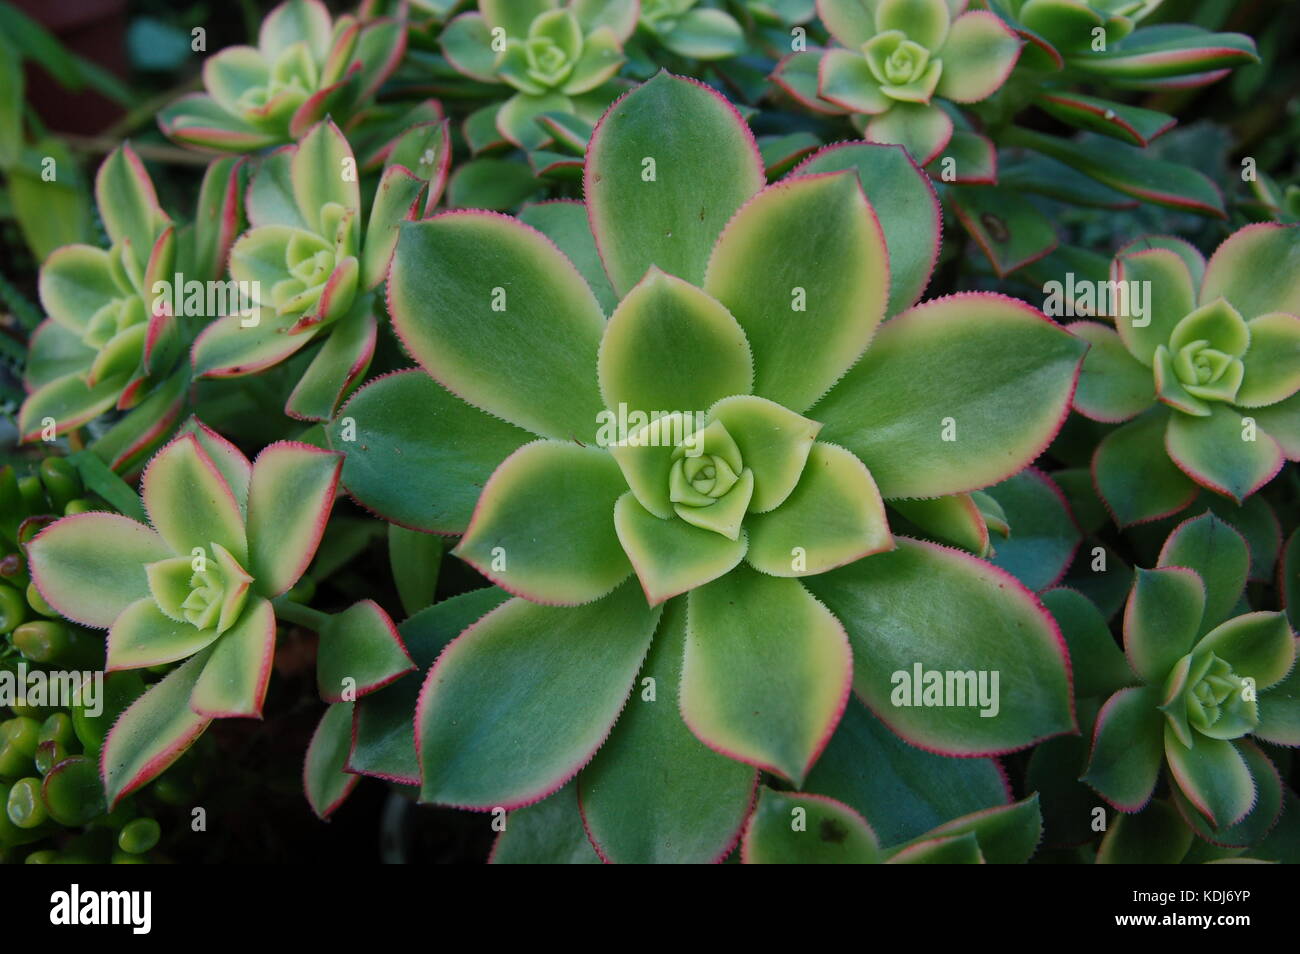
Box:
xmin=191 ymin=117 xmax=449 ymax=421
xmin=636 ymin=0 xmax=747 ymax=61
xmin=772 ymin=0 xmax=1021 ymax=165
xmin=327 ymin=73 xmax=1087 ymax=862
xmin=19 ymin=145 xmax=242 ymax=470
xmin=1081 ymin=513 xmax=1300 ymax=844
xmin=440 ymin=0 xmax=635 ymax=150
xmin=158 ymin=0 xmax=405 ymax=153
xmin=1068 ymin=226 xmax=1300 ymax=525
xmin=25 ymin=421 xmax=346 ymax=806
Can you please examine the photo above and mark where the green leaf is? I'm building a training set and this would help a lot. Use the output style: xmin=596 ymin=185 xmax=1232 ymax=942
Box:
xmin=159 ymin=93 xmax=282 ymax=152
xmin=28 ymin=513 xmax=170 ymax=629
xmin=925 ymin=129 xmax=996 ymax=183
xmin=578 ymin=597 xmax=756 ymax=863
xmin=922 ymin=795 xmax=1043 ymax=864
xmin=1194 ymin=612 xmax=1295 ymax=690
xmin=1237 ymin=313 xmax=1300 ymax=408
xmin=817 ymin=49 xmax=891 ymax=114
xmin=1041 ymin=588 xmax=1133 ymax=698
xmin=598 ymin=268 xmax=753 ymax=416
xmin=661 ymin=8 xmax=746 ymax=60
xmin=1081 ymin=686 xmax=1164 ymax=811
xmin=490 ymin=785 xmax=602 ymax=863
xmin=1255 ymin=656 xmax=1300 ymax=747
xmin=189 ymin=596 xmax=276 ymax=717
xmin=95 ymin=144 xmax=167 ymax=257
xmin=388 ymin=213 xmax=606 ymax=441
xmin=327 ymin=370 xmax=531 ymax=534
xmin=948 ymin=184 xmax=1058 ymax=277
xmin=17 ymin=371 xmax=127 ymax=444
xmin=454 ymin=441 xmax=632 ymax=605
xmin=1200 ymin=223 xmax=1300 ymax=321
xmin=1096 ymin=800 xmax=1193 ymax=864
xmin=100 ymin=650 xmax=213 ymax=807
xmin=865 ymin=102 xmax=953 ymax=166
xmin=1170 ymin=740 xmax=1282 ymax=849
xmin=1070 ymin=27 xmax=1258 ymax=84
xmin=935 ymin=10 xmax=1021 ymax=103
xmin=707 ymin=395 xmax=821 ymax=513
xmin=259 ymin=0 xmax=332 ymax=60
xmin=447 ymin=158 xmax=543 ymax=209
xmin=886 ymin=831 xmax=983 ymax=863
xmin=36 ymin=245 xmax=118 ymax=336
xmin=1157 ymin=511 xmax=1248 ymax=631
xmin=317 ymin=599 xmax=413 ymax=702
xmin=361 ymin=165 xmax=426 ymax=290
xmin=142 ymin=432 xmax=247 ymax=565
xmin=67 ymin=449 xmax=150 ymax=523
xmin=585 ymin=72 xmax=763 ymax=296
xmin=742 ymin=789 xmax=881 ymax=864
xmin=703 ymin=172 xmax=887 ymax=412
xmin=1166 ymin=404 xmax=1284 ymax=503
xmin=106 ymin=598 xmax=222 ymax=670
xmin=803 ymin=696 xmax=1010 ymax=846
xmin=1092 ymin=407 xmax=1196 ymax=526
xmin=351 ymin=587 xmax=511 ymax=784
xmin=812 ymin=293 xmax=1085 ymax=499
xmin=1123 ymin=567 xmax=1204 ymax=684
xmin=1069 ymin=320 xmax=1155 ymax=422
xmin=304 ymin=702 xmax=359 ymax=819
xmin=518 ymin=200 xmax=618 ymax=315
xmin=497 ymin=91 xmax=571 ymax=150
xmin=440 ymin=12 xmax=500 ymax=83
xmin=805 ymin=537 xmax=1075 ymax=755
xmin=682 ymin=566 xmax=851 ymax=784
xmin=745 ymin=442 xmax=893 ymax=577
xmin=1163 ymin=728 xmax=1255 ymax=829
xmin=819 ymin=0 xmax=878 ymax=47
xmin=416 ymin=581 xmax=659 ymax=808
xmin=982 ymin=468 xmax=1080 ymax=592
xmin=284 ymin=308 xmax=377 ymax=422
xmin=613 ymin=492 xmax=747 ymax=605
xmin=246 ymin=442 xmax=341 ymax=597
xmin=1004 ymin=127 xmax=1225 ymax=217
xmin=1036 ymin=91 xmax=1174 ymax=147
xmin=792 ymin=142 xmax=941 ymax=318
xmin=388 ymin=525 xmax=443 ymax=618
xmin=888 ymin=494 xmax=990 ymax=556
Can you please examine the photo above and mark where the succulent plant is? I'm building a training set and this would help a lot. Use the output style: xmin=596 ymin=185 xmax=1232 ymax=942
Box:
xmin=440 ymin=0 xmax=636 ymax=150
xmin=190 ymin=118 xmax=448 ymax=421
xmin=1082 ymin=512 xmax=1299 ymax=841
xmin=1069 ymin=224 xmax=1300 ymax=525
xmin=159 ymin=0 xmax=406 ymax=152
xmin=17 ymin=146 xmax=241 ymax=454
xmin=325 ymin=72 xmax=1086 ymax=860
xmin=802 ymin=0 xmax=1021 ymax=164
xmin=25 ymin=421 xmax=344 ymax=805
xmin=637 ymin=0 xmax=747 ymax=61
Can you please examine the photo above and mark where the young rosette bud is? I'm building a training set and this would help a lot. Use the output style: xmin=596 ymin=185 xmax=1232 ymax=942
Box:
xmin=1082 ymin=513 xmax=1300 ymax=843
xmin=805 ymin=0 xmax=1022 ymax=163
xmin=1068 ymin=226 xmax=1300 ymax=524
xmin=18 ymin=146 xmax=176 ymax=445
xmin=329 ymin=73 xmax=1086 ymax=861
xmin=158 ymin=0 xmax=405 ymax=152
xmin=440 ymin=0 xmax=634 ymax=149
xmin=25 ymin=420 xmax=343 ymax=807
xmin=191 ymin=119 xmax=445 ymax=421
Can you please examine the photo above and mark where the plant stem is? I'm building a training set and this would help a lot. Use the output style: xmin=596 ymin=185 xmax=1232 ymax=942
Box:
xmin=272 ymin=596 xmax=331 ymax=631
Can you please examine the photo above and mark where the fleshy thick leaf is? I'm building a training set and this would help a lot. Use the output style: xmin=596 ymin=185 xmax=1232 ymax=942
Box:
xmin=1123 ymin=567 xmax=1205 ymax=684
xmin=303 ymin=702 xmax=359 ymax=819
xmin=703 ymin=173 xmax=888 ymax=412
xmin=388 ymin=213 xmax=606 ymax=441
xmin=585 ymin=72 xmax=763 ymax=295
xmin=813 ymin=293 xmax=1085 ymax=499
xmin=1157 ymin=511 xmax=1248 ymax=631
xmin=1069 ymin=320 xmax=1154 ymax=422
xmin=142 ymin=433 xmax=247 ymax=565
xmin=28 ymin=513 xmax=170 ymax=629
xmin=1166 ymin=404 xmax=1284 ymax=503
xmin=1164 ymin=728 xmax=1255 ymax=829
xmin=578 ymin=598 xmax=756 ymax=863
xmin=246 ymin=442 xmax=341 ymax=597
xmin=1082 ymin=686 xmax=1164 ymax=811
xmin=742 ymin=789 xmax=880 ymax=864
xmin=745 ymin=442 xmax=893 ymax=577
xmin=189 ymin=596 xmax=276 ymax=718
xmin=805 ymin=537 xmax=1075 ymax=755
xmin=317 ymin=600 xmax=414 ymax=703
xmin=1200 ymin=223 xmax=1300 ymax=321
xmin=454 ymin=441 xmax=632 ymax=605
xmin=613 ymin=493 xmax=747 ymax=605
xmin=327 ymin=371 xmax=532 ymax=534
xmin=683 ymin=566 xmax=851 ymax=784
xmin=1092 ymin=408 xmax=1196 ymax=526
xmin=416 ymin=581 xmax=659 ymax=809
xmin=100 ymin=650 xmax=213 ymax=808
